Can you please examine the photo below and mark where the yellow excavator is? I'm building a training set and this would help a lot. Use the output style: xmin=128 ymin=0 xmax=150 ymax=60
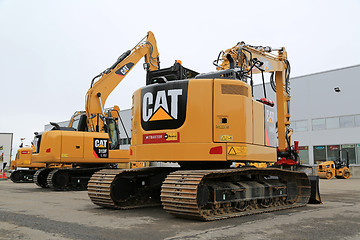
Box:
xmin=88 ymin=38 xmax=321 ymax=220
xmin=10 ymin=147 xmax=44 ymax=182
xmin=31 ymin=32 xmax=159 ymax=190
xmin=317 ymin=150 xmax=351 ymax=179
xmin=9 ymin=111 xmax=86 ymax=183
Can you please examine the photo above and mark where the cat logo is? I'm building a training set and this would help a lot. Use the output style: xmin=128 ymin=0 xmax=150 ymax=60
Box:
xmin=141 ymin=80 xmax=188 ymax=131
xmin=142 ymin=89 xmax=182 ymax=122
xmin=94 ymin=139 xmax=108 ymax=148
xmin=115 ymin=62 xmax=134 ymax=76
xmin=93 ymin=138 xmax=109 ymax=158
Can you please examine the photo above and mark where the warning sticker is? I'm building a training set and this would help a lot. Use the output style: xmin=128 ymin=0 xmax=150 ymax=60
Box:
xmin=220 ymin=135 xmax=233 ymax=142
xmin=143 ymin=132 xmax=180 ymax=144
xmin=227 ymin=146 xmax=247 ymax=156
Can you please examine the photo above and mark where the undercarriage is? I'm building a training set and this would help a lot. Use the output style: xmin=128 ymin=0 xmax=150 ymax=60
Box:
xmin=87 ymin=166 xmax=311 ymax=221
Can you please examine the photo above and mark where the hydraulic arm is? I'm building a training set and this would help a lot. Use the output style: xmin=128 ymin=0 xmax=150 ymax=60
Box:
xmin=31 ymin=31 xmax=160 ymax=190
xmin=215 ymin=42 xmax=291 ymax=153
xmin=85 ymin=31 xmax=160 ymax=132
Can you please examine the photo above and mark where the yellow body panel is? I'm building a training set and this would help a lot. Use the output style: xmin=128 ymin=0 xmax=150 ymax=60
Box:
xmin=32 ymin=131 xmax=129 ymax=165
xmin=131 ymin=78 xmax=276 ymax=163
xmin=226 ymin=143 xmax=276 ymax=162
xmin=133 ymin=143 xmax=226 ymax=162
xmin=213 ymin=80 xmax=253 ymax=143
xmin=253 ymin=101 xmax=265 ymax=145
xmin=11 ymin=147 xmax=45 ymax=169
xmin=131 ymin=79 xmax=214 ymax=146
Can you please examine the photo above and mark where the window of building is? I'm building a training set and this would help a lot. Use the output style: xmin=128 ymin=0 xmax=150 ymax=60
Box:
xmin=355 ymin=115 xmax=360 ymax=127
xmin=294 ymin=120 xmax=308 ymax=132
xmin=327 ymin=145 xmax=340 ymax=162
xmin=298 ymin=146 xmax=309 ymax=164
xmin=340 ymin=116 xmax=355 ymax=128
xmin=356 ymin=144 xmax=360 ymax=165
xmin=313 ymin=145 xmax=326 ymax=164
xmin=341 ymin=144 xmax=356 ymax=164
xmin=326 ymin=117 xmax=339 ymax=129
xmin=312 ymin=119 xmax=325 ymax=131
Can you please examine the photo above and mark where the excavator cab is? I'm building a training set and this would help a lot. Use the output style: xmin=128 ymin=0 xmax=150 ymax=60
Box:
xmin=73 ymin=114 xmax=88 ymax=131
xmin=104 ymin=117 xmax=120 ymax=150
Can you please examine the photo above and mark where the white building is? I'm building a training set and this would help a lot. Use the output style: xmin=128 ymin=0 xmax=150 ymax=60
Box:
xmin=254 ymin=65 xmax=360 ymax=166
xmin=0 ymin=133 xmax=13 ymax=169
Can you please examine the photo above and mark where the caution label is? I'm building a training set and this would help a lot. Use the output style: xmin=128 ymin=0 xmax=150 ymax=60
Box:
xmin=220 ymin=135 xmax=233 ymax=142
xmin=227 ymin=146 xmax=247 ymax=156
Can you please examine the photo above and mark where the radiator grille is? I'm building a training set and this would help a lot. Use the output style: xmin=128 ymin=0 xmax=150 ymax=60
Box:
xmin=221 ymin=84 xmax=248 ymax=96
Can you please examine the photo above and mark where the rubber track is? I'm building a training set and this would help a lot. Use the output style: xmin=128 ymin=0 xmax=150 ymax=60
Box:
xmin=88 ymin=169 xmax=125 ymax=208
xmin=10 ymin=170 xmax=36 ymax=183
xmin=33 ymin=168 xmax=50 ymax=188
xmin=161 ymin=168 xmax=311 ymax=221
xmin=88 ymin=167 xmax=175 ymax=209
xmin=48 ymin=168 xmax=106 ymax=191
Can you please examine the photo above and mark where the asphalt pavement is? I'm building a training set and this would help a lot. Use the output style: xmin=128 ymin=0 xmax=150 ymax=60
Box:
xmin=0 ymin=176 xmax=360 ymax=240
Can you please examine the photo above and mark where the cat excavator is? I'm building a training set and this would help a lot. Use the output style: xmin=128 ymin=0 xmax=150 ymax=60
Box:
xmin=10 ymin=147 xmax=44 ymax=183
xmin=88 ymin=38 xmax=321 ymax=220
xmin=31 ymin=32 xmax=159 ymax=190
xmin=10 ymin=111 xmax=85 ymax=183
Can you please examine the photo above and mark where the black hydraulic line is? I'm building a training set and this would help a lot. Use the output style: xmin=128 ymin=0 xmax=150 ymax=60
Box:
xmin=226 ymin=54 xmax=235 ymax=69
xmin=270 ymin=72 xmax=276 ymax=92
xmin=213 ymin=51 xmax=225 ymax=68
xmin=90 ymin=74 xmax=102 ymax=88
xmin=261 ymin=70 xmax=267 ymax=98
xmin=96 ymin=114 xmax=99 ymax=132
xmin=90 ymin=50 xmax=131 ymax=88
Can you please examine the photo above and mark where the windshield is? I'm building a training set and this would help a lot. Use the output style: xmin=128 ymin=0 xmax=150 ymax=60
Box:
xmin=107 ymin=118 xmax=120 ymax=150
xmin=33 ymin=135 xmax=42 ymax=153
xmin=70 ymin=115 xmax=81 ymax=130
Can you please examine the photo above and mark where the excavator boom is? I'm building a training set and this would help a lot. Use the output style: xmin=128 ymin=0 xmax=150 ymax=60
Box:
xmin=30 ymin=31 xmax=159 ymax=190
xmin=85 ymin=31 xmax=160 ymax=132
xmin=216 ymin=43 xmax=291 ymax=152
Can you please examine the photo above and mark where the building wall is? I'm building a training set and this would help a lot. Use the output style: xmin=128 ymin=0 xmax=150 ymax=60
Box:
xmin=0 ymin=133 xmax=13 ymax=169
xmin=254 ymin=65 xmax=360 ymax=166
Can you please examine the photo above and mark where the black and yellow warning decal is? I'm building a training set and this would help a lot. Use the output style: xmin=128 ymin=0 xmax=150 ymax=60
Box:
xmin=227 ymin=145 xmax=247 ymax=156
xmin=141 ymin=80 xmax=188 ymax=131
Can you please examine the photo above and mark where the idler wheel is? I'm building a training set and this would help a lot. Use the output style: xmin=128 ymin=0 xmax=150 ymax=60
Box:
xmin=10 ymin=171 xmax=23 ymax=182
xmin=54 ymin=171 xmax=69 ymax=187
xmin=111 ymin=177 xmax=135 ymax=203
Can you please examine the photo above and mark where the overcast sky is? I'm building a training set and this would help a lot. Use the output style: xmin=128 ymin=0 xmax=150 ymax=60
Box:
xmin=0 ymin=0 xmax=359 ymax=157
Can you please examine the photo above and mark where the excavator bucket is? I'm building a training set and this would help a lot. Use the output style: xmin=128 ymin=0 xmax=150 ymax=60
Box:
xmin=308 ymin=175 xmax=322 ymax=204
